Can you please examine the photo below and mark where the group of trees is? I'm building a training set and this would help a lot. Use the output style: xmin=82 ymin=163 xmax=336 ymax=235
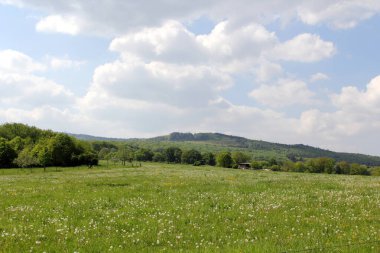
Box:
xmin=95 ymin=141 xmax=374 ymax=176
xmin=95 ymin=143 xmax=217 ymax=166
xmin=0 ymin=123 xmax=98 ymax=168
xmin=250 ymin=157 xmax=372 ymax=175
xmin=1 ymin=123 xmax=376 ymax=176
xmin=95 ymin=142 xmax=256 ymax=169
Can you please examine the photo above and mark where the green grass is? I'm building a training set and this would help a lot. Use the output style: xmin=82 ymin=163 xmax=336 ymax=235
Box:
xmin=0 ymin=163 xmax=379 ymax=252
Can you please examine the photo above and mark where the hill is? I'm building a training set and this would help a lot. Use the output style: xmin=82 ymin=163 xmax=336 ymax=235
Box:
xmin=68 ymin=133 xmax=132 ymax=142
xmin=74 ymin=131 xmax=380 ymax=166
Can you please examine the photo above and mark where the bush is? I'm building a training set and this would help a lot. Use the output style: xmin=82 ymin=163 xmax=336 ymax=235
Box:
xmin=369 ymin=167 xmax=380 ymax=176
xmin=251 ymin=161 xmax=262 ymax=170
xmin=334 ymin=161 xmax=351 ymax=174
xmin=152 ymin=152 xmax=166 ymax=162
xmin=202 ymin=152 xmax=216 ymax=166
xmin=232 ymin=152 xmax=251 ymax=165
xmin=193 ymin=161 xmax=202 ymax=166
xmin=0 ymin=138 xmax=17 ymax=168
xmin=182 ymin=149 xmax=202 ymax=165
xmin=216 ymin=152 xmax=233 ymax=168
xmin=350 ymin=164 xmax=370 ymax=175
xmin=269 ymin=165 xmax=281 ymax=171
xmin=292 ymin=161 xmax=307 ymax=172
xmin=165 ymin=147 xmax=182 ymax=163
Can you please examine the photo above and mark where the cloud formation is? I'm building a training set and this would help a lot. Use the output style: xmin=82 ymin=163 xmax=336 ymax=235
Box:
xmin=0 ymin=50 xmax=74 ymax=109
xmin=0 ymin=50 xmax=45 ymax=73
xmin=2 ymin=0 xmax=380 ymax=36
xmin=1 ymin=0 xmax=380 ymax=156
xmin=249 ymin=79 xmax=315 ymax=108
xmin=272 ymin=34 xmax=335 ymax=62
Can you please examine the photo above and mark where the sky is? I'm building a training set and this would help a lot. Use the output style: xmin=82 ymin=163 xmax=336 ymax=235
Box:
xmin=0 ymin=0 xmax=380 ymax=156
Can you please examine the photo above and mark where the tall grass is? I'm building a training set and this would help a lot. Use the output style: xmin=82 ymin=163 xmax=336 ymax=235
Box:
xmin=0 ymin=163 xmax=379 ymax=252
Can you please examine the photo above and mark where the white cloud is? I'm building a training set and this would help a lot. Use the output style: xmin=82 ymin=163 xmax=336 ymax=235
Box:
xmin=197 ymin=21 xmax=277 ymax=61
xmin=297 ymin=0 xmax=380 ymax=29
xmin=272 ymin=34 xmax=336 ymax=62
xmin=85 ymin=20 xmax=332 ymax=129
xmin=71 ymin=21 xmax=335 ymax=142
xmin=46 ymin=55 xmax=85 ymax=70
xmin=89 ymin=60 xmax=232 ymax=108
xmin=0 ymin=73 xmax=74 ymax=108
xmin=249 ymin=79 xmax=316 ymax=108
xmin=2 ymin=51 xmax=380 ymax=155
xmin=36 ymin=15 xmax=81 ymax=35
xmin=110 ymin=20 xmax=278 ymax=72
xmin=3 ymin=0 xmax=379 ymax=37
xmin=310 ymin=72 xmax=329 ymax=82
xmin=110 ymin=21 xmax=206 ymax=64
xmin=253 ymin=60 xmax=283 ymax=82
xmin=0 ymin=49 xmax=45 ymax=73
xmin=0 ymin=50 xmax=74 ymax=110
xmin=295 ymin=75 xmax=380 ymax=154
xmin=2 ymin=1 xmax=380 ymax=156
xmin=332 ymin=75 xmax=380 ymax=113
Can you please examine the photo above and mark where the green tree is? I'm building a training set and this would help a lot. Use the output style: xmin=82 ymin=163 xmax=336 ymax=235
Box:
xmin=350 ymin=163 xmax=369 ymax=175
xmin=165 ymin=147 xmax=182 ymax=163
xmin=202 ymin=152 xmax=216 ymax=166
xmin=135 ymin=148 xmax=154 ymax=161
xmin=78 ymin=152 xmax=99 ymax=168
xmin=117 ymin=145 xmax=134 ymax=166
xmin=0 ymin=137 xmax=17 ymax=168
xmin=98 ymin=147 xmax=110 ymax=160
xmin=306 ymin=157 xmax=335 ymax=173
xmin=282 ymin=161 xmax=295 ymax=172
xmin=321 ymin=158 xmax=336 ymax=174
xmin=334 ymin=161 xmax=350 ymax=174
xmin=232 ymin=151 xmax=251 ymax=165
xmin=14 ymin=146 xmax=38 ymax=168
xmin=268 ymin=157 xmax=278 ymax=166
xmin=293 ymin=161 xmax=306 ymax=172
xmin=8 ymin=136 xmax=26 ymax=154
xmin=216 ymin=152 xmax=233 ymax=168
xmin=181 ymin=149 xmax=202 ymax=165
xmin=251 ymin=161 xmax=262 ymax=170
xmin=48 ymin=134 xmax=76 ymax=166
xmin=37 ymin=146 xmax=52 ymax=171
xmin=152 ymin=152 xmax=166 ymax=162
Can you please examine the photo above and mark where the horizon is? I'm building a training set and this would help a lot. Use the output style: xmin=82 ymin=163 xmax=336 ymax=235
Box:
xmin=1 ymin=1 xmax=380 ymax=156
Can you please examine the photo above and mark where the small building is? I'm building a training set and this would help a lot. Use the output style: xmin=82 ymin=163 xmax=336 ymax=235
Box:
xmin=238 ymin=163 xmax=251 ymax=169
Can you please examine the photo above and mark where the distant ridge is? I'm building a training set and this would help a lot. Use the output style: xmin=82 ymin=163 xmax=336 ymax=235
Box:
xmin=69 ymin=131 xmax=380 ymax=166
xmin=67 ymin=133 xmax=131 ymax=142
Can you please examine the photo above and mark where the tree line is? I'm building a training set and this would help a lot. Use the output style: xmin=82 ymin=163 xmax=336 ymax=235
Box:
xmin=96 ymin=144 xmax=217 ymax=167
xmin=0 ymin=123 xmax=98 ymax=168
xmin=94 ymin=141 xmax=378 ymax=176
xmin=1 ymin=123 xmax=378 ymax=176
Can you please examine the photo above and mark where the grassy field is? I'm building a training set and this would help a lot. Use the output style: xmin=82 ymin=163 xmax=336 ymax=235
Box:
xmin=0 ymin=163 xmax=379 ymax=252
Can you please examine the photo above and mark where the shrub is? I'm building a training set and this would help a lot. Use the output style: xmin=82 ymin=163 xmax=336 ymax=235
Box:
xmin=202 ymin=152 xmax=216 ymax=166
xmin=182 ymin=149 xmax=202 ymax=165
xmin=152 ymin=152 xmax=166 ymax=162
xmin=350 ymin=163 xmax=370 ymax=175
xmin=251 ymin=161 xmax=262 ymax=170
xmin=193 ymin=161 xmax=202 ymax=166
xmin=269 ymin=165 xmax=281 ymax=171
xmin=216 ymin=152 xmax=233 ymax=168
xmin=369 ymin=167 xmax=380 ymax=176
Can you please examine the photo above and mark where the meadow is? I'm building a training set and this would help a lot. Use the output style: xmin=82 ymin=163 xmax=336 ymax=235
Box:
xmin=0 ymin=163 xmax=379 ymax=252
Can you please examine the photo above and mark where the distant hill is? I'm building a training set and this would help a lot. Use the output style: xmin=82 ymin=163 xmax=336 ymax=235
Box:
xmin=67 ymin=133 xmax=131 ymax=142
xmin=72 ymin=131 xmax=380 ymax=166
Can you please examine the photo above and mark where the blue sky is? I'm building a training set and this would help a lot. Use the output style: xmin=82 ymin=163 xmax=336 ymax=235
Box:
xmin=1 ymin=0 xmax=380 ymax=155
